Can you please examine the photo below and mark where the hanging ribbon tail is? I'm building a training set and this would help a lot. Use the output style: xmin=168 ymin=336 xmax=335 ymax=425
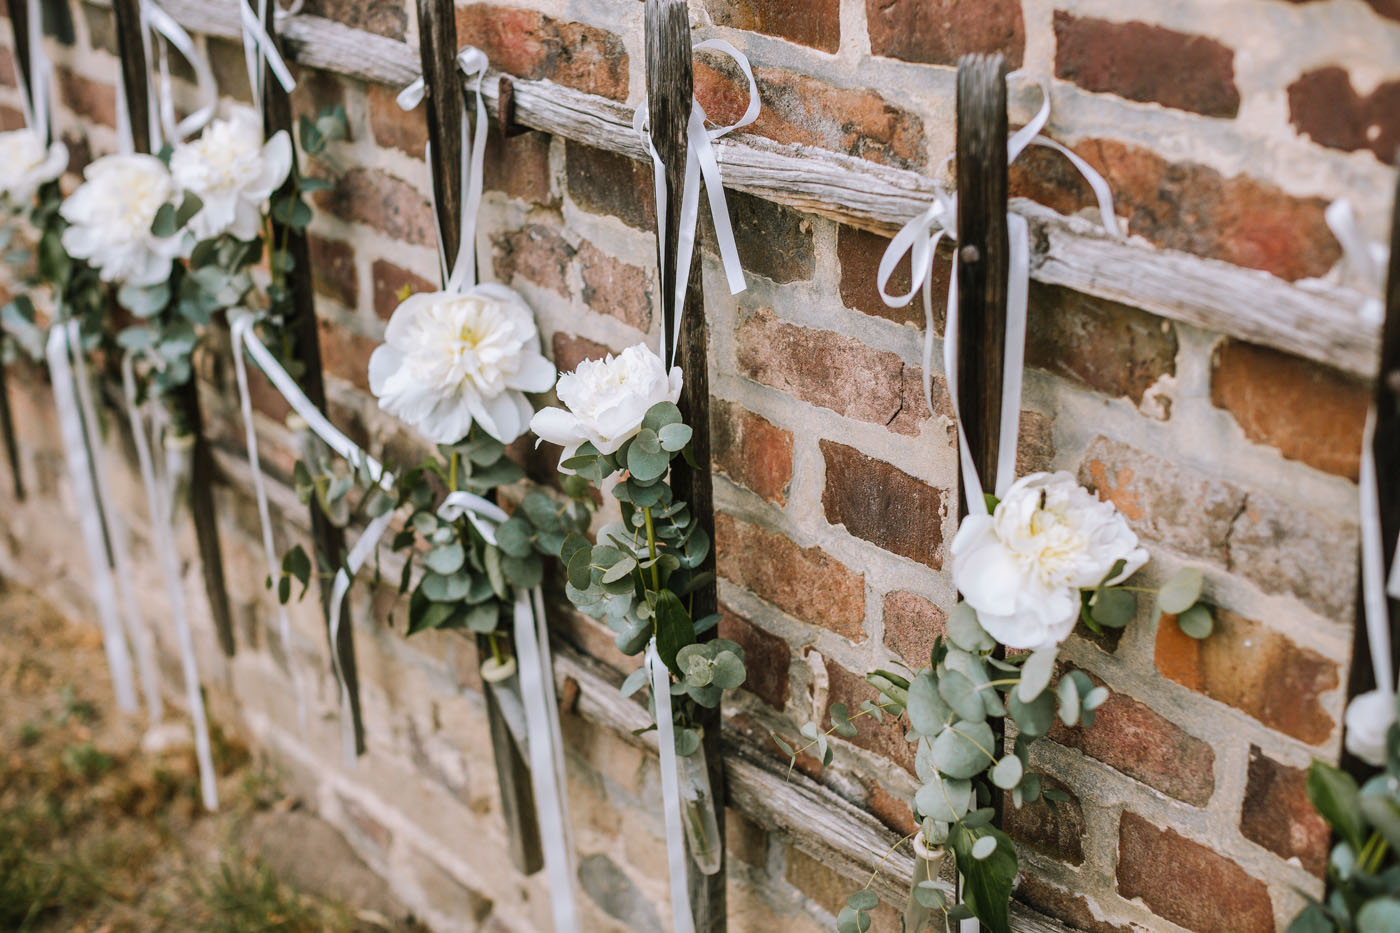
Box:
xmin=647 ymin=642 xmax=694 ymax=933
xmin=142 ymin=0 xmax=217 ymax=142
xmin=238 ymin=0 xmax=296 ymax=108
xmin=18 ymin=0 xmax=54 ymax=142
xmin=46 ymin=323 xmax=140 ymax=714
xmin=1327 ymin=199 xmax=1389 ymax=325
xmin=1360 ymin=408 xmax=1396 ymax=697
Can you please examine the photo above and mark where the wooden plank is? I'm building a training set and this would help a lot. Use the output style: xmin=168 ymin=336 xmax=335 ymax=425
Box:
xmin=259 ymin=0 xmax=364 ymax=754
xmin=645 ymin=2 xmax=725 ymax=930
xmin=111 ymin=0 xmax=236 ymax=656
xmin=2 ymin=0 xmax=31 ymax=499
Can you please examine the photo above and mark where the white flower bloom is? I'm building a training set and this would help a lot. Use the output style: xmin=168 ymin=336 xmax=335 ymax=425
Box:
xmin=369 ymin=284 xmax=555 ymax=445
xmin=170 ymin=109 xmax=291 ymax=242
xmin=0 ymin=128 xmax=67 ymax=206
xmin=60 ymin=153 xmax=182 ymax=287
xmin=951 ymin=471 xmax=1148 ymax=652
xmin=530 ymin=343 xmax=683 ymax=466
xmin=1346 ymin=689 xmax=1396 ymax=767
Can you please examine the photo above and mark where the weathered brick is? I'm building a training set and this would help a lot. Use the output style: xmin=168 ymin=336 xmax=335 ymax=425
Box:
xmin=455 ymin=5 xmax=628 ymax=102
xmin=1117 ymin=812 xmax=1274 ymax=933
xmin=715 ymin=512 xmax=865 ymax=639
xmin=0 ymin=105 xmax=23 ymax=132
xmin=492 ymin=223 xmax=575 ymax=297
xmin=1289 ymin=67 xmax=1400 ymax=166
xmin=0 ymin=45 xmax=13 ymax=88
xmin=371 ymin=259 xmax=437 ymax=321
xmin=315 ymin=169 xmax=435 ymax=248
xmin=1053 ymin=14 xmax=1239 ymax=118
xmin=1241 ymin=746 xmax=1329 ymax=877
xmin=1010 ymin=138 xmax=1340 ymax=281
xmin=719 ymin=606 xmax=790 ymax=709
xmin=1016 ymin=876 xmax=1133 ymax=933
xmin=1212 ymin=339 xmax=1367 ymax=481
xmin=565 ymin=140 xmax=655 ymax=231
xmin=837 ymin=225 xmax=948 ymax=330
xmin=1027 ymin=284 xmax=1177 ymax=405
xmin=1157 ymin=608 xmax=1339 ymax=745
xmin=483 ymin=127 xmax=553 ymax=204
xmin=1004 ymin=775 xmax=1084 ymax=865
xmin=307 ymin=234 xmax=357 ymax=309
xmin=882 ymin=590 xmax=946 ymax=669
xmin=575 ymin=241 xmax=652 ymax=332
xmin=367 ymin=82 xmax=425 ymax=155
xmin=734 ymin=307 xmax=931 ymax=435
xmin=290 ymin=68 xmax=350 ymax=137
xmin=864 ymin=778 xmax=919 ymax=836
xmin=695 ymin=56 xmax=926 ymax=171
xmin=725 ymin=810 xmax=768 ymax=868
xmin=821 ymin=661 xmax=914 ymax=773
xmin=820 ymin=440 xmax=943 ymax=568
xmin=577 ymin=853 xmax=662 ymax=930
xmin=1050 ymin=676 xmax=1215 ymax=806
xmin=704 ymin=0 xmax=839 ymax=51
xmin=56 ymin=67 xmax=114 ymax=127
xmin=866 ymin=0 xmax=1024 ymax=68
xmin=1227 ymin=489 xmax=1356 ymax=619
xmin=207 ymin=37 xmax=253 ymax=104
xmin=315 ymin=318 xmax=376 ymax=392
xmin=1017 ymin=410 xmax=1056 ymax=475
xmin=551 ymin=333 xmax=612 ymax=375
xmin=300 ymin=0 xmax=405 ymax=39
xmin=706 ymin=191 xmax=814 ymax=286
xmin=710 ymin=399 xmax=793 ymax=505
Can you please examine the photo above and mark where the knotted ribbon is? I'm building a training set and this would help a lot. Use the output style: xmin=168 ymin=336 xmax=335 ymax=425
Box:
xmin=878 ymin=75 xmax=1119 ymax=514
xmin=238 ymin=0 xmax=297 ymax=110
xmin=115 ymin=0 xmax=216 ymax=154
xmin=633 ymin=39 xmax=759 ymax=359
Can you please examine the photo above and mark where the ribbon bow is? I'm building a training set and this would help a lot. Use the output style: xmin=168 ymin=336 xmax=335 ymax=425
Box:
xmin=239 ymin=0 xmax=297 ymax=109
xmin=115 ymin=0 xmax=216 ymax=154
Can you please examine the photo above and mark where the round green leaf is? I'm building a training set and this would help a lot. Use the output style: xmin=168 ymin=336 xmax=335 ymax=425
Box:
xmin=991 ymin=755 xmax=1023 ymax=790
xmin=711 ymin=651 xmax=746 ymax=690
xmin=601 ymin=556 xmax=638 ymax=584
xmin=1177 ymin=603 xmax=1214 ymax=639
xmin=971 ymin=836 xmax=997 ymax=860
xmin=907 ymin=672 xmax=952 ymax=736
xmin=635 ymin=428 xmax=661 ymax=455
xmin=913 ymin=882 xmax=947 ymax=910
xmin=642 ymin=401 xmax=683 ymax=432
xmin=930 ymin=721 xmax=996 ymax=779
xmin=495 ymin=517 xmax=534 ymax=558
xmin=1158 ymin=567 xmax=1204 ymax=615
xmin=1057 ymin=674 xmax=1081 ymax=727
xmin=1090 ymin=587 xmax=1136 ymax=628
xmin=915 ymin=775 xmax=971 ymax=823
xmin=567 ymin=546 xmax=593 ymax=590
xmin=463 ymin=602 xmax=499 ymax=633
xmin=1008 ymin=687 xmax=1055 ymax=737
xmin=421 ymin=571 xmax=470 ymax=602
xmin=658 ymin=422 xmax=692 ymax=452
xmin=1082 ymin=686 xmax=1110 ymax=711
xmin=674 ymin=728 xmax=701 ymax=757
xmin=847 ymin=891 xmax=879 ymax=912
xmin=502 ymin=553 xmax=542 ymax=589
xmin=937 ymin=669 xmax=985 ymax=724
xmin=627 ymin=442 xmax=670 ymax=482
xmin=1359 ymin=899 xmax=1400 ymax=933
xmin=1017 ymin=647 xmax=1056 ymax=703
xmin=425 ymin=542 xmax=466 ymax=575
xmin=947 ymin=601 xmax=995 ymax=653
xmin=836 ymin=907 xmax=871 ymax=933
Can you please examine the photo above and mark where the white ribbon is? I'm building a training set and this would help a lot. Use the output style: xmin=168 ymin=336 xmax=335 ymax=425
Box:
xmin=1326 ymin=200 xmax=1388 ymax=326
xmin=646 ymin=640 xmax=693 ymax=933
xmin=1359 ymin=410 xmax=1395 ymax=698
xmin=12 ymin=0 xmax=53 ymax=142
xmin=397 ymin=47 xmax=490 ymax=292
xmin=634 ymin=39 xmax=759 ymax=360
xmin=121 ymin=352 xmax=218 ymax=810
xmin=115 ymin=0 xmax=216 ymax=154
xmin=238 ymin=0 xmax=296 ymax=110
xmin=878 ymin=75 xmax=1119 ymax=516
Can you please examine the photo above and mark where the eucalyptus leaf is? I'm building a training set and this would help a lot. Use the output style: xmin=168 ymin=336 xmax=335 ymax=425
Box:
xmin=1177 ymin=603 xmax=1214 ymax=639
xmin=971 ymin=836 xmax=998 ymax=860
xmin=907 ymin=671 xmax=952 ymax=736
xmin=991 ymin=755 xmax=1023 ymax=790
xmin=495 ymin=517 xmax=534 ymax=558
xmin=1090 ymin=587 xmax=1136 ymax=628
xmin=567 ymin=546 xmax=593 ymax=590
xmin=1158 ymin=567 xmax=1205 ymax=615
xmin=948 ymin=601 xmax=995 ymax=653
xmin=914 ymin=774 xmax=971 ymax=823
xmin=642 ymin=401 xmax=683 ymax=432
xmin=711 ymin=651 xmax=745 ymax=690
xmin=847 ymin=891 xmax=879 ymax=911
xmin=1017 ymin=648 xmax=1056 ymax=703
xmin=938 ymin=669 xmax=985 ymax=724
xmin=502 ymin=553 xmax=542 ymax=589
xmin=658 ymin=422 xmax=692 ymax=452
xmin=1057 ymin=675 xmax=1081 ymax=727
xmin=930 ymin=721 xmax=996 ymax=779
xmin=835 ymin=907 xmax=870 ymax=933
xmin=425 ymin=542 xmax=466 ymax=575
xmin=421 ymin=571 xmax=470 ymax=603
xmin=1358 ymin=900 xmax=1400 ymax=933
xmin=601 ymin=557 xmax=638 ymax=584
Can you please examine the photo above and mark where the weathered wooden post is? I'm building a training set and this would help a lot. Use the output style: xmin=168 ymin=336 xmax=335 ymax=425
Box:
xmin=0 ymin=0 xmax=33 ymax=500
xmin=646 ymin=1 xmax=724 ymax=928
xmin=258 ymin=0 xmax=365 ymax=754
xmin=419 ymin=0 xmax=543 ymax=874
xmin=111 ymin=0 xmax=236 ymax=657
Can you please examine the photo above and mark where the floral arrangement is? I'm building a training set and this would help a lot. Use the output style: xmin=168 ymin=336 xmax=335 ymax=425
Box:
xmin=780 ymin=472 xmax=1213 ymax=933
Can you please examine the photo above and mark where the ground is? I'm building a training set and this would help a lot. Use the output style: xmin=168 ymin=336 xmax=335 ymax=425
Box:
xmin=0 ymin=580 xmax=428 ymax=933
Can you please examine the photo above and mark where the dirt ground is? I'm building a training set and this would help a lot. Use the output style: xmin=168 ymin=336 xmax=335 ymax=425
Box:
xmin=0 ymin=580 xmax=428 ymax=933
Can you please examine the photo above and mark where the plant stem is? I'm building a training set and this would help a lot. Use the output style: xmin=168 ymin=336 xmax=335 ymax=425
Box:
xmin=862 ymin=830 xmax=918 ymax=890
xmin=781 ymin=701 xmax=902 ymax=759
xmin=449 ymin=451 xmax=460 ymax=492
xmin=488 ymin=632 xmax=504 ymax=665
xmin=643 ymin=506 xmax=660 ymax=594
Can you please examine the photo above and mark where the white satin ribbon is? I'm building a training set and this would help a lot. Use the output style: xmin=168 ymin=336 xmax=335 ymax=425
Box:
xmin=12 ymin=0 xmax=52 ymax=141
xmin=1359 ymin=409 xmax=1395 ymax=698
xmin=878 ymin=74 xmax=1119 ymax=516
xmin=645 ymin=640 xmax=693 ymax=933
xmin=121 ymin=353 xmax=218 ymax=810
xmin=238 ymin=0 xmax=296 ymax=110
xmin=115 ymin=0 xmax=216 ymax=153
xmin=397 ymin=46 xmax=490 ymax=292
xmin=1326 ymin=200 xmax=1387 ymax=326
xmin=634 ymin=39 xmax=759 ymax=360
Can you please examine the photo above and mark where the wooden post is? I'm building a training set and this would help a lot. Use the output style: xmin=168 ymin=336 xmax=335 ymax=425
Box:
xmin=1 ymin=0 xmax=32 ymax=499
xmin=646 ymin=2 xmax=724 ymax=929
xmin=1344 ymin=168 xmax=1400 ymax=780
xmin=421 ymin=0 xmax=542 ymax=874
xmin=260 ymin=3 xmax=365 ymax=754
xmin=111 ymin=0 xmax=236 ymax=656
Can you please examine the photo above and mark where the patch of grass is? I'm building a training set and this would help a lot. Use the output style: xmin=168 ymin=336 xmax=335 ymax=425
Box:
xmin=61 ymin=742 xmax=115 ymax=780
xmin=189 ymin=858 xmax=354 ymax=933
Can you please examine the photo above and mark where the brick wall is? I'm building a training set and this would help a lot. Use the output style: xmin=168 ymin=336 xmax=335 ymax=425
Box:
xmin=0 ymin=0 xmax=1393 ymax=930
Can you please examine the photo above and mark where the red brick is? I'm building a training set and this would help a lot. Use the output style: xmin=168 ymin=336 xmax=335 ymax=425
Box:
xmin=1053 ymin=14 xmax=1239 ymax=118
xmin=484 ymin=127 xmax=553 ymax=204
xmin=1117 ymin=812 xmax=1274 ymax=933
xmin=1156 ymin=608 xmax=1338 ymax=746
xmin=551 ymin=333 xmax=613 ymax=375
xmin=1010 ymin=138 xmax=1340 ymax=281
xmin=56 ymin=67 xmax=114 ymax=127
xmin=0 ymin=105 xmax=23 ymax=131
xmin=1016 ymin=877 xmax=1133 ymax=933
xmin=864 ymin=778 xmax=918 ymax=836
xmin=316 ymin=168 xmax=435 ymax=248
xmin=709 ymin=400 xmax=793 ymax=505
xmin=719 ymin=606 xmax=790 ymax=709
xmin=820 ymin=440 xmax=943 ymax=568
xmin=1212 ymin=339 xmax=1367 ymax=481
xmin=300 ymin=0 xmax=405 ymax=39
xmin=367 ymin=82 xmax=426 ymax=155
xmin=866 ymin=0 xmax=1024 ymax=68
xmin=706 ymin=191 xmax=814 ymax=285
xmin=821 ymin=661 xmax=914 ymax=773
xmin=882 ymin=591 xmax=946 ymax=669
xmin=455 ymin=5 xmax=628 ymax=102
xmin=565 ymin=141 xmax=655 ymax=231
xmin=307 ymin=234 xmax=357 ymax=309
xmin=0 ymin=43 xmax=13 ymax=87
xmin=207 ymin=37 xmax=253 ymax=104
xmin=1231 ymin=490 xmax=1356 ymax=619
xmin=837 ymin=225 xmax=949 ymax=330
xmin=371 ymin=259 xmax=438 ymax=321
xmin=1028 ymin=284 xmax=1177 ymax=405
xmin=734 ymin=307 xmax=932 ymax=436
xmin=1004 ymin=775 xmax=1084 ymax=865
xmin=715 ymin=512 xmax=865 ymax=639
xmin=1241 ymin=746 xmax=1329 ymax=877
xmin=1051 ymin=674 xmax=1215 ymax=806
xmin=1289 ymin=66 xmax=1400 ymax=166
xmin=246 ymin=365 xmax=293 ymax=423
xmin=576 ymin=241 xmax=652 ymax=332
xmin=315 ymin=318 xmax=377 ymax=392
xmin=695 ymin=55 xmax=926 ymax=171
xmin=492 ymin=223 xmax=575 ymax=297
xmin=704 ymin=0 xmax=839 ymax=52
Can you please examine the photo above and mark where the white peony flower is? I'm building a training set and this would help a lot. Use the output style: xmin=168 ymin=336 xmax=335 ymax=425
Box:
xmin=0 ymin=128 xmax=67 ymax=206
xmin=368 ymin=283 xmax=555 ymax=445
xmin=530 ymin=343 xmax=683 ymax=466
xmin=60 ymin=153 xmax=182 ymax=287
xmin=951 ymin=471 xmax=1148 ymax=652
xmin=1346 ymin=689 xmax=1396 ymax=767
xmin=169 ymin=109 xmax=291 ymax=242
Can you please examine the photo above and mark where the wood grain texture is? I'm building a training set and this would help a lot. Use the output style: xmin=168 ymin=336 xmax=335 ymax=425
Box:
xmin=2 ymin=0 xmax=30 ymax=500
